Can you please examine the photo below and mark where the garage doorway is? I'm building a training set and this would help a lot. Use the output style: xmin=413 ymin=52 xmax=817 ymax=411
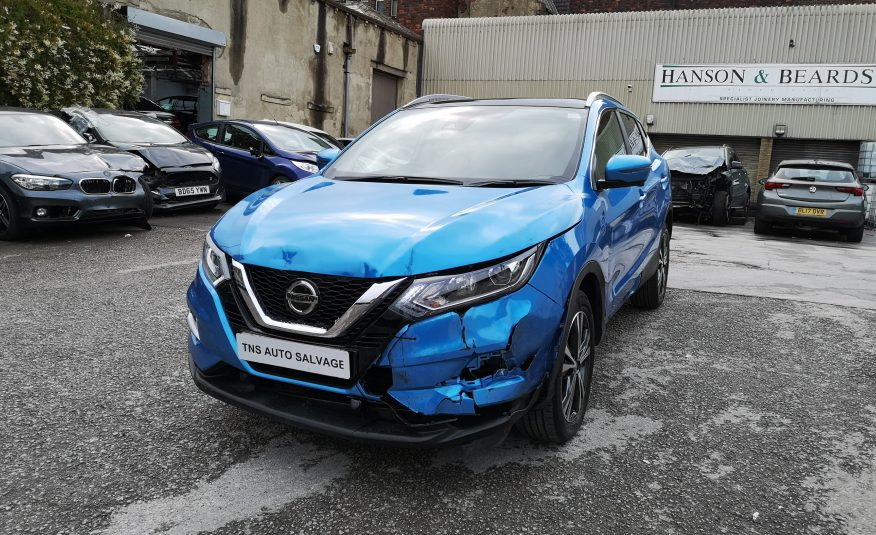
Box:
xmin=371 ymin=70 xmax=400 ymax=123
xmin=125 ymin=7 xmax=225 ymax=129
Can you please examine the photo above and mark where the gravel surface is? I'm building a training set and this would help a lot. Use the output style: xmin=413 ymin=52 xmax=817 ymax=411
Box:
xmin=1 ymin=211 xmax=874 ymax=535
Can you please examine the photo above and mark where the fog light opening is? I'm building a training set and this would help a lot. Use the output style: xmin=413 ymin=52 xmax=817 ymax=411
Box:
xmin=187 ymin=312 xmax=201 ymax=341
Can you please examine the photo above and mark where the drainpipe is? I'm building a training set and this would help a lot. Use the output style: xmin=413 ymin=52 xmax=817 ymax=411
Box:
xmin=342 ymin=14 xmax=355 ymax=137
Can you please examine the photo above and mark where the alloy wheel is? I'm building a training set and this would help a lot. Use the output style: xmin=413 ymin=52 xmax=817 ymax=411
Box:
xmin=0 ymin=194 xmax=9 ymax=232
xmin=656 ymin=232 xmax=670 ymax=297
xmin=560 ymin=310 xmax=592 ymax=423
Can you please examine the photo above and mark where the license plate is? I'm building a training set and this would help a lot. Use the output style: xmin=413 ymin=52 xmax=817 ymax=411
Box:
xmin=175 ymin=185 xmax=210 ymax=197
xmin=236 ymin=331 xmax=351 ymax=379
xmin=795 ymin=207 xmax=827 ymax=217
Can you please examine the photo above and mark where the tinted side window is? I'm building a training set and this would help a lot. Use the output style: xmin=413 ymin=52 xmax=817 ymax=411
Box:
xmin=195 ymin=124 xmax=219 ymax=141
xmin=223 ymin=125 xmax=261 ymax=152
xmin=593 ymin=111 xmax=627 ymax=182
xmin=619 ymin=113 xmax=646 ymax=157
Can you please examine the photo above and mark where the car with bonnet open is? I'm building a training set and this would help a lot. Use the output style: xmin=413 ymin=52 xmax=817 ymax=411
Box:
xmin=663 ymin=145 xmax=751 ymax=225
xmin=186 ymin=93 xmax=672 ymax=446
xmin=60 ymin=107 xmax=224 ymax=211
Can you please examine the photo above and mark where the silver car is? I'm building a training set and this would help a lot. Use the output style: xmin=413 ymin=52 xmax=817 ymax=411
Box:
xmin=755 ymin=160 xmax=868 ymax=242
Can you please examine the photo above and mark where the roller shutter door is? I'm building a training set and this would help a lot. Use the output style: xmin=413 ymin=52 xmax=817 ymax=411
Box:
xmin=650 ymin=134 xmax=761 ymax=175
xmin=768 ymin=139 xmax=861 ymax=175
xmin=135 ymin=28 xmax=214 ymax=55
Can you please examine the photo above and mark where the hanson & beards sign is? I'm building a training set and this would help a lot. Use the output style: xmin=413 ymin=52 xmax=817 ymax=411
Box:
xmin=653 ymin=64 xmax=876 ymax=105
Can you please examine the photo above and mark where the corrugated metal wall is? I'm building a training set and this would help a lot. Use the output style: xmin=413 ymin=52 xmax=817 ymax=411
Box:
xmin=422 ymin=5 xmax=876 ymax=141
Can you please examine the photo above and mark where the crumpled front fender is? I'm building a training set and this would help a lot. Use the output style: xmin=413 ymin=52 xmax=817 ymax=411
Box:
xmin=381 ymin=284 xmax=565 ymax=416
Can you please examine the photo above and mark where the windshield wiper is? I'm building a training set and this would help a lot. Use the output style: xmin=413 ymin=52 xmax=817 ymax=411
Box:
xmin=470 ymin=179 xmax=553 ymax=188
xmin=335 ymin=175 xmax=465 ymax=186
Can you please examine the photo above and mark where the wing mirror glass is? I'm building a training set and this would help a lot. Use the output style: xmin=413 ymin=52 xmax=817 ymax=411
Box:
xmin=316 ymin=148 xmax=341 ymax=169
xmin=599 ymin=155 xmax=651 ymax=189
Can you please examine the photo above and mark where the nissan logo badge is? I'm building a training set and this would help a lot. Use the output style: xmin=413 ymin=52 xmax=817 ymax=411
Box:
xmin=286 ymin=279 xmax=318 ymax=315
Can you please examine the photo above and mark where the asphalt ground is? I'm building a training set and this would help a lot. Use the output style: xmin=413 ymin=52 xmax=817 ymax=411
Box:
xmin=1 ymin=209 xmax=874 ymax=535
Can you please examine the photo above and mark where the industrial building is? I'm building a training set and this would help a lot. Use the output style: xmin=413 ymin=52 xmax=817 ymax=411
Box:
xmin=421 ymin=4 xmax=876 ymax=184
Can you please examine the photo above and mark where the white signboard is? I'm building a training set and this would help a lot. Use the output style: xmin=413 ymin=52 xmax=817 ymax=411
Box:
xmin=653 ymin=64 xmax=876 ymax=105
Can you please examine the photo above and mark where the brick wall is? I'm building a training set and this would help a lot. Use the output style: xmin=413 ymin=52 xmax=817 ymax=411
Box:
xmin=569 ymin=0 xmax=876 ymax=14
xmin=397 ymin=0 xmax=459 ymax=34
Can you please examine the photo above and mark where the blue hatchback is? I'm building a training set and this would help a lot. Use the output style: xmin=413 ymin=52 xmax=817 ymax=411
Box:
xmin=188 ymin=120 xmax=337 ymax=197
xmin=186 ymin=93 xmax=672 ymax=446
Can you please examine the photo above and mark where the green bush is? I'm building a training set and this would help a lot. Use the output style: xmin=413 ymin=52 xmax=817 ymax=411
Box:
xmin=0 ymin=0 xmax=143 ymax=109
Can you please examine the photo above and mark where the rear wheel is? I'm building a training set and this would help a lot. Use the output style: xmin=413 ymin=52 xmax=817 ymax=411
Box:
xmin=0 ymin=187 xmax=22 ymax=241
xmin=518 ymin=293 xmax=595 ymax=444
xmin=711 ymin=190 xmax=730 ymax=226
xmin=753 ymin=217 xmax=771 ymax=235
xmin=847 ymin=224 xmax=864 ymax=243
xmin=631 ymin=227 xmax=670 ymax=309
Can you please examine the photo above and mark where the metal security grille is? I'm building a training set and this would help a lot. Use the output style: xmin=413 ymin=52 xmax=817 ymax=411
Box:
xmin=245 ymin=266 xmax=377 ymax=329
xmin=769 ymin=139 xmax=861 ymax=176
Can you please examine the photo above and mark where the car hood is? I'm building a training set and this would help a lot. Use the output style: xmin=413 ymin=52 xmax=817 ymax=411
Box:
xmin=0 ymin=144 xmax=145 ymax=175
xmin=109 ymin=142 xmax=212 ymax=169
xmin=213 ymin=177 xmax=583 ymax=278
xmin=274 ymin=148 xmax=318 ymax=163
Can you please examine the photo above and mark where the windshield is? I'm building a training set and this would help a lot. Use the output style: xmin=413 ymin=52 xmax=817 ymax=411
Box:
xmin=253 ymin=124 xmax=334 ymax=152
xmin=93 ymin=113 xmax=188 ymax=144
xmin=0 ymin=114 xmax=85 ymax=147
xmin=775 ymin=166 xmax=856 ymax=183
xmin=323 ymin=105 xmax=588 ymax=184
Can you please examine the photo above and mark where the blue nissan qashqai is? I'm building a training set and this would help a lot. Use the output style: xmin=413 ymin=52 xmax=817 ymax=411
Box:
xmin=187 ymin=93 xmax=671 ymax=446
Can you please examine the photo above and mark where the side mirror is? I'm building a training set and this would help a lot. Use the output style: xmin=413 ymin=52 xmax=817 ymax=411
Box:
xmin=316 ymin=148 xmax=341 ymax=169
xmin=249 ymin=147 xmax=262 ymax=158
xmin=864 ymin=184 xmax=870 ymax=191
xmin=757 ymin=178 xmax=766 ymax=185
xmin=599 ymin=155 xmax=651 ymax=189
xmin=83 ymin=132 xmax=96 ymax=144
xmin=730 ymin=160 xmax=744 ymax=169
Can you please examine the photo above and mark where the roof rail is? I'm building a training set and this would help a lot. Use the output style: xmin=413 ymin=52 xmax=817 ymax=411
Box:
xmin=585 ymin=91 xmax=624 ymax=107
xmin=402 ymin=94 xmax=472 ymax=109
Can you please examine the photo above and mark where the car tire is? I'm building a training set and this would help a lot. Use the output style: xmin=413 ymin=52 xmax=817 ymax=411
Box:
xmin=0 ymin=186 xmax=23 ymax=241
xmin=753 ymin=217 xmax=771 ymax=235
xmin=271 ymin=176 xmax=291 ymax=186
xmin=517 ymin=292 xmax=595 ymax=444
xmin=711 ymin=190 xmax=730 ymax=226
xmin=631 ymin=226 xmax=670 ymax=310
xmin=847 ymin=224 xmax=864 ymax=243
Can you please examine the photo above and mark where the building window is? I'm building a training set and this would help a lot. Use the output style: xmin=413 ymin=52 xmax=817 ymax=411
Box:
xmin=375 ymin=0 xmax=398 ymax=17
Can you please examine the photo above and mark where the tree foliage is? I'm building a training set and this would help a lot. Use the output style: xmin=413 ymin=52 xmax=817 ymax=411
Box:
xmin=0 ymin=0 xmax=143 ymax=109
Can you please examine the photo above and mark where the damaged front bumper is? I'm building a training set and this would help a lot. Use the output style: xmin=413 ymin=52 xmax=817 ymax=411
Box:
xmin=143 ymin=166 xmax=224 ymax=210
xmin=186 ymin=262 xmax=566 ymax=445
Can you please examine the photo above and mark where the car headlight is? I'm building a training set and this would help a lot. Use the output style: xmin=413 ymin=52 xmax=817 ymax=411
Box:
xmin=211 ymin=155 xmax=221 ymax=173
xmin=11 ymin=174 xmax=73 ymax=191
xmin=390 ymin=246 xmax=540 ymax=319
xmin=291 ymin=160 xmax=319 ymax=174
xmin=201 ymin=233 xmax=230 ymax=286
